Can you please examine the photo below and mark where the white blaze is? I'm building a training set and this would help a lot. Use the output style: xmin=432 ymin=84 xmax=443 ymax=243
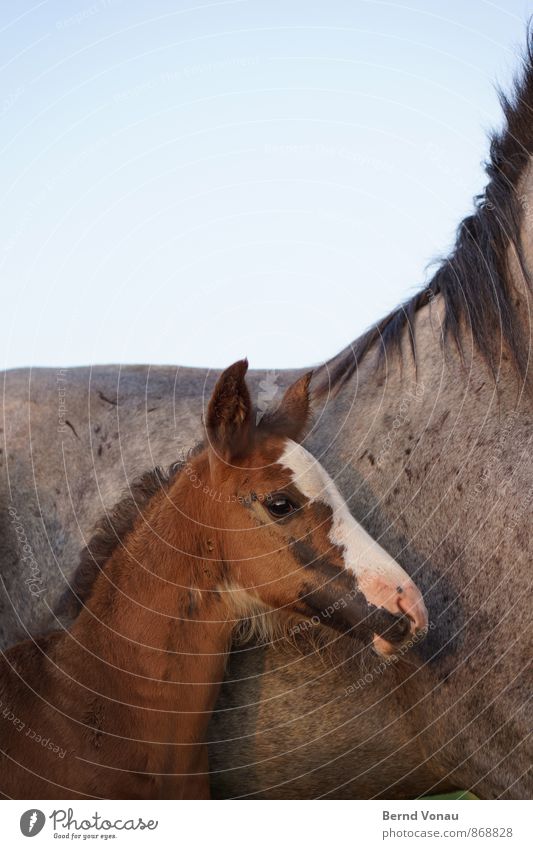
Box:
xmin=278 ymin=439 xmax=413 ymax=607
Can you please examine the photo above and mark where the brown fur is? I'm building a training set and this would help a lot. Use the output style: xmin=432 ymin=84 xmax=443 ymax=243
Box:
xmin=59 ymin=466 xmax=179 ymax=620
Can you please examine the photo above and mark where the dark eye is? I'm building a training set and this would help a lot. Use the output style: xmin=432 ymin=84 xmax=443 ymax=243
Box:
xmin=265 ymin=493 xmax=298 ymax=519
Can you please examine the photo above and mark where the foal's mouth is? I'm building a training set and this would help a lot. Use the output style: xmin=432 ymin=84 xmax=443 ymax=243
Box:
xmin=355 ymin=573 xmax=429 ymax=657
xmin=366 ymin=605 xmax=412 ymax=644
xmin=370 ymin=594 xmax=429 ymax=656
xmin=369 ymin=606 xmax=427 ymax=657
xmin=354 ymin=602 xmax=424 ymax=656
xmin=299 ymin=583 xmax=424 ymax=654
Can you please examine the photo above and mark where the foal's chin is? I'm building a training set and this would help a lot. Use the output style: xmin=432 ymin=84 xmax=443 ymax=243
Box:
xmin=372 ymin=623 xmax=428 ymax=658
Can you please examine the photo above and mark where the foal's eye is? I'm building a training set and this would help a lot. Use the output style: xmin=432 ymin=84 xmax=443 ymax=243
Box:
xmin=265 ymin=493 xmax=298 ymax=519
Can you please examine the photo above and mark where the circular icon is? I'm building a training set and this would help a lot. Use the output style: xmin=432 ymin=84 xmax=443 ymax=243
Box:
xmin=20 ymin=810 xmax=46 ymax=837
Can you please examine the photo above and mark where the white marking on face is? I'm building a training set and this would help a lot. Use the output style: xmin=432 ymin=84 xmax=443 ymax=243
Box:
xmin=278 ymin=439 xmax=425 ymax=624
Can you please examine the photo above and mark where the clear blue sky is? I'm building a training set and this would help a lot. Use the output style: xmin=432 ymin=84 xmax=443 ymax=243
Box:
xmin=1 ymin=0 xmax=531 ymax=370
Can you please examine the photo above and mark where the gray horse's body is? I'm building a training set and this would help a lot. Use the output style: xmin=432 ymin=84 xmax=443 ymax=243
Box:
xmin=1 ymin=48 xmax=533 ymax=799
xmin=1 ymin=317 xmax=531 ymax=798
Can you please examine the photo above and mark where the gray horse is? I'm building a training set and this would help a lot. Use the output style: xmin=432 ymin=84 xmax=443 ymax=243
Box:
xmin=1 ymin=43 xmax=532 ymax=800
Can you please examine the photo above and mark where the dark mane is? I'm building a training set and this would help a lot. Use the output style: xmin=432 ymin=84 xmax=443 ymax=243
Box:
xmin=314 ymin=32 xmax=533 ymax=397
xmin=59 ymin=463 xmax=184 ymax=619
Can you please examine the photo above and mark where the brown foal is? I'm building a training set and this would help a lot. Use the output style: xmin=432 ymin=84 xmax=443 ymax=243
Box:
xmin=0 ymin=361 xmax=427 ymax=799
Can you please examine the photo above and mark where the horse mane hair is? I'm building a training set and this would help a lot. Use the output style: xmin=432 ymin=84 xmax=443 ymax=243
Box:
xmin=313 ymin=30 xmax=533 ymax=398
xmin=59 ymin=462 xmax=187 ymax=619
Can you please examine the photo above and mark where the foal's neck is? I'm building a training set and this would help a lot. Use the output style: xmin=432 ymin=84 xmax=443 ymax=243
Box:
xmin=69 ymin=466 xmax=232 ymax=713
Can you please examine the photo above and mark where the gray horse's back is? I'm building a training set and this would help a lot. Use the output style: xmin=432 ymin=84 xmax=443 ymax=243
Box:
xmin=0 ymin=365 xmax=206 ymax=647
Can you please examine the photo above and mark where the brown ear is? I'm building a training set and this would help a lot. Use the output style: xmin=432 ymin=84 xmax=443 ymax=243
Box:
xmin=206 ymin=359 xmax=252 ymax=459
xmin=259 ymin=371 xmax=313 ymax=442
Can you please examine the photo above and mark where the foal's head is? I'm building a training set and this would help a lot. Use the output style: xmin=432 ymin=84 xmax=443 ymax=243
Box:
xmin=181 ymin=360 xmax=427 ymax=655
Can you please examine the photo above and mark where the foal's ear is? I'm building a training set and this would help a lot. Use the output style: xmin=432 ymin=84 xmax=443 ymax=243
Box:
xmin=260 ymin=371 xmax=313 ymax=442
xmin=206 ymin=359 xmax=252 ymax=460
